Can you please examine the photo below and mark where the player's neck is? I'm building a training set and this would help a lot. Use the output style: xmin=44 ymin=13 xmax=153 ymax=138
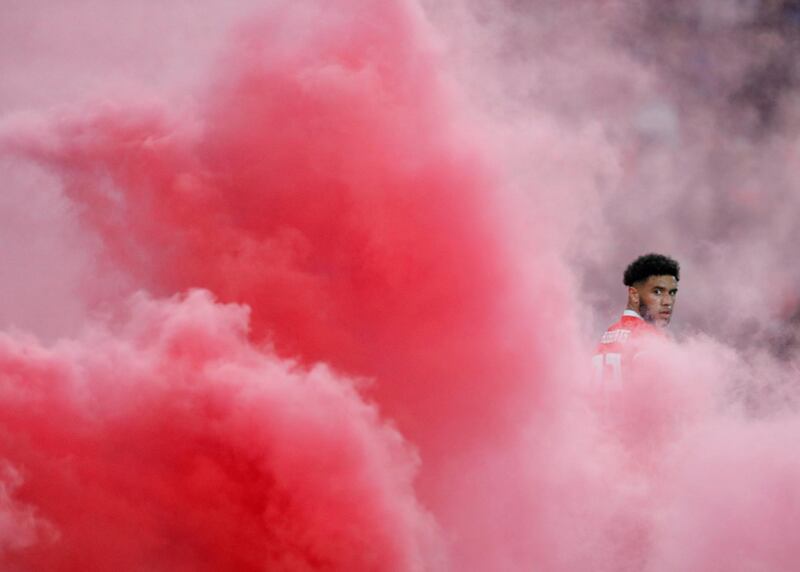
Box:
xmin=623 ymin=307 xmax=642 ymax=319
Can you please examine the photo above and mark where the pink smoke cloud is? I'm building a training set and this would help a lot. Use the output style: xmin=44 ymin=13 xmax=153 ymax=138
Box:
xmin=0 ymin=290 xmax=442 ymax=570
xmin=2 ymin=0 xmax=800 ymax=570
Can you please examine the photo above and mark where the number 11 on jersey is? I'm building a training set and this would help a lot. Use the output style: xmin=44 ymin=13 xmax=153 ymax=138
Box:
xmin=591 ymin=352 xmax=622 ymax=391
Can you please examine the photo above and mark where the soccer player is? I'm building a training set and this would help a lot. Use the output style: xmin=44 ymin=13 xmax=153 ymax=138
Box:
xmin=593 ymin=253 xmax=680 ymax=390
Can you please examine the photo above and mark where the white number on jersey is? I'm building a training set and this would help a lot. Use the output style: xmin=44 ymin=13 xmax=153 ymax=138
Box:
xmin=591 ymin=352 xmax=622 ymax=391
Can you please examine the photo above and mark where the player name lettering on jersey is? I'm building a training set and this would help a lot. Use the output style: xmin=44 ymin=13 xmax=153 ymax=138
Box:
xmin=599 ymin=329 xmax=631 ymax=345
xmin=593 ymin=312 xmax=658 ymax=390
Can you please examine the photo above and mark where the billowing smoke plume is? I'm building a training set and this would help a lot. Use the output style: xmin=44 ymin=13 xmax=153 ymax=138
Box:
xmin=1 ymin=0 xmax=800 ymax=570
xmin=0 ymin=291 xmax=442 ymax=570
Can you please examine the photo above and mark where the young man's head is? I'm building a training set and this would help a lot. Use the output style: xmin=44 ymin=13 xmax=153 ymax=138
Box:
xmin=623 ymin=253 xmax=680 ymax=327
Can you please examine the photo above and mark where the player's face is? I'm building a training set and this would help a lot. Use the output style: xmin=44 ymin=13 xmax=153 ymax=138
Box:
xmin=636 ymin=275 xmax=678 ymax=327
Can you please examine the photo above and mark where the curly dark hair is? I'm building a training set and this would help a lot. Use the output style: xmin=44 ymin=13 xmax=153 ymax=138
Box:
xmin=623 ymin=253 xmax=680 ymax=286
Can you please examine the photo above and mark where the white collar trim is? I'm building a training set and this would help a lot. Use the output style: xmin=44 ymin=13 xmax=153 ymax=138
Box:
xmin=623 ymin=309 xmax=643 ymax=320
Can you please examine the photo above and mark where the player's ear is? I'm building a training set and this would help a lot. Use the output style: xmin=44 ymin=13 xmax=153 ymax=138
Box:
xmin=627 ymin=286 xmax=639 ymax=306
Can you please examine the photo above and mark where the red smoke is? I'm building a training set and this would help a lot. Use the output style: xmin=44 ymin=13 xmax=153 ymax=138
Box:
xmin=6 ymin=0 xmax=551 ymax=452
xmin=1 ymin=1 xmax=571 ymax=569
xmin=0 ymin=291 xmax=440 ymax=570
xmin=2 ymin=0 xmax=800 ymax=570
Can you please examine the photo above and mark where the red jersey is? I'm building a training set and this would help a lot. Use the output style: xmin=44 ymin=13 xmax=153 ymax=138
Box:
xmin=592 ymin=310 xmax=661 ymax=391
